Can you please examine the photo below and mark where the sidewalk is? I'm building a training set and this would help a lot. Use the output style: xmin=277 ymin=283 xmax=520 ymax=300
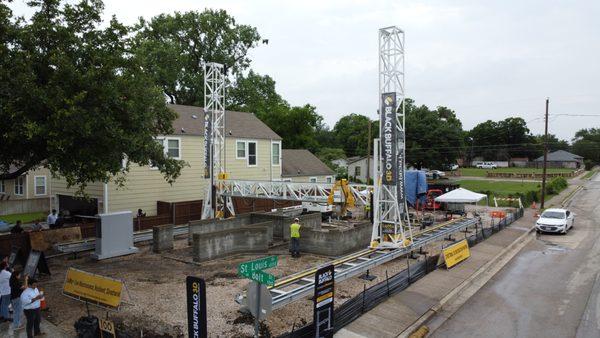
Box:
xmin=0 ymin=318 xmax=68 ymax=337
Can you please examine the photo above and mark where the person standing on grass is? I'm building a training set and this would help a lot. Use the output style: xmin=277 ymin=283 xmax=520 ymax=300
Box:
xmin=21 ymin=277 xmax=45 ymax=337
xmin=0 ymin=261 xmax=11 ymax=322
xmin=290 ymin=217 xmax=301 ymax=258
xmin=10 ymin=269 xmax=25 ymax=331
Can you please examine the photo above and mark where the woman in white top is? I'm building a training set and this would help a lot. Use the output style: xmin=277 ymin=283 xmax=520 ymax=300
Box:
xmin=20 ymin=276 xmax=45 ymax=337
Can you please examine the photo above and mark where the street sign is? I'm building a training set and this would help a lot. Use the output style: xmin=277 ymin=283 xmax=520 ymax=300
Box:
xmin=186 ymin=276 xmax=207 ymax=338
xmin=238 ymin=256 xmax=278 ymax=286
xmin=314 ymin=265 xmax=335 ymax=338
xmin=246 ymin=281 xmax=272 ymax=320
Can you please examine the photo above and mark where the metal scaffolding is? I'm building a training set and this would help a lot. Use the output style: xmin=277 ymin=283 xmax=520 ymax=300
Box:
xmin=371 ymin=26 xmax=412 ymax=248
xmin=201 ymin=62 xmax=227 ymax=219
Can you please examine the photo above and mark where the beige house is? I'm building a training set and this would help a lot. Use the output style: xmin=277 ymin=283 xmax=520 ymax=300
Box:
xmin=348 ymin=156 xmax=373 ymax=183
xmin=0 ymin=167 xmax=53 ymax=216
xmin=52 ymin=104 xmax=282 ymax=216
xmin=281 ymin=149 xmax=334 ymax=183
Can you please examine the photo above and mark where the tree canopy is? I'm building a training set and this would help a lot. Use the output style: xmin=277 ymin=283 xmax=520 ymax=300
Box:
xmin=0 ymin=0 xmax=184 ymax=189
xmin=572 ymin=128 xmax=600 ymax=167
xmin=132 ymin=9 xmax=261 ymax=105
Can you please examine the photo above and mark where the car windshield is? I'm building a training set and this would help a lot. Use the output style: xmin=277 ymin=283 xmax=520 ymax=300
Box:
xmin=541 ymin=211 xmax=565 ymax=219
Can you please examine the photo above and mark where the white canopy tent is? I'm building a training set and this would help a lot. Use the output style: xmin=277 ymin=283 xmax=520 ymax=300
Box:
xmin=434 ymin=188 xmax=488 ymax=204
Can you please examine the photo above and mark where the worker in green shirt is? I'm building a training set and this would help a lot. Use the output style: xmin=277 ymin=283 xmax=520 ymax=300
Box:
xmin=290 ymin=218 xmax=301 ymax=258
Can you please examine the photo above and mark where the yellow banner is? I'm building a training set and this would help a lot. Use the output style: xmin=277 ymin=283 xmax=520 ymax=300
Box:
xmin=63 ymin=268 xmax=123 ymax=309
xmin=442 ymin=239 xmax=470 ymax=269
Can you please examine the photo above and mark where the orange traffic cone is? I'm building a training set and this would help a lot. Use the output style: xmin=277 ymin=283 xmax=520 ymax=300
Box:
xmin=531 ymin=201 xmax=537 ymax=209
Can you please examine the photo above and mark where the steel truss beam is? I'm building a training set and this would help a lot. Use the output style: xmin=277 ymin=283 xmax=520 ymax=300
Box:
xmin=219 ymin=180 xmax=372 ymax=206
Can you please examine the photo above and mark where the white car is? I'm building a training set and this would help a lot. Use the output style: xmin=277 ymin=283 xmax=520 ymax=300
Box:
xmin=536 ymin=208 xmax=575 ymax=234
xmin=476 ymin=162 xmax=497 ymax=169
xmin=431 ymin=170 xmax=446 ymax=177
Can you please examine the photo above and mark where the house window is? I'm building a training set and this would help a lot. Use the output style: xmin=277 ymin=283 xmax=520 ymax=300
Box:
xmin=309 ymin=177 xmax=317 ymax=183
xmin=354 ymin=166 xmax=361 ymax=177
xmin=248 ymin=141 xmax=257 ymax=166
xmin=14 ymin=176 xmax=24 ymax=195
xmin=236 ymin=141 xmax=246 ymax=159
xmin=272 ymin=142 xmax=281 ymax=165
xmin=34 ymin=176 xmax=46 ymax=196
xmin=0 ymin=180 xmax=4 ymax=193
xmin=326 ymin=176 xmax=333 ymax=183
xmin=166 ymin=138 xmax=180 ymax=159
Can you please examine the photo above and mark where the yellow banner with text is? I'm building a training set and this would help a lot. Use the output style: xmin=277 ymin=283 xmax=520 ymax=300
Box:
xmin=442 ymin=239 xmax=471 ymax=269
xmin=63 ymin=268 xmax=123 ymax=309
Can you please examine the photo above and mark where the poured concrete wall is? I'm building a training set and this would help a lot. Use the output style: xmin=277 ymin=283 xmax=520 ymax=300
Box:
xmin=250 ymin=211 xmax=321 ymax=240
xmin=298 ymin=221 xmax=372 ymax=256
xmin=192 ymin=223 xmax=271 ymax=262
xmin=153 ymin=224 xmax=174 ymax=253
xmin=187 ymin=213 xmax=253 ymax=244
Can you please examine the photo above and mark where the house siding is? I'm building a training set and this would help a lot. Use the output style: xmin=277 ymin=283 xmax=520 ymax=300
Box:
xmin=107 ymin=134 xmax=206 ymax=216
xmin=1 ymin=167 xmax=53 ymax=201
xmin=226 ymin=138 xmax=281 ymax=181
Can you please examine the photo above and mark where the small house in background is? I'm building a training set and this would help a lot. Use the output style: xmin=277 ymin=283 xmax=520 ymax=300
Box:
xmin=281 ymin=149 xmax=335 ymax=183
xmin=331 ymin=158 xmax=348 ymax=168
xmin=347 ymin=156 xmax=374 ymax=183
xmin=0 ymin=165 xmax=53 ymax=216
xmin=533 ymin=150 xmax=584 ymax=169
xmin=509 ymin=157 xmax=529 ymax=167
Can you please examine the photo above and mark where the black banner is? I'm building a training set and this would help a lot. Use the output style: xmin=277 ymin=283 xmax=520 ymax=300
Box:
xmin=203 ymin=110 xmax=212 ymax=179
xmin=380 ymin=93 xmax=397 ymax=186
xmin=313 ymin=265 xmax=335 ymax=338
xmin=186 ymin=276 xmax=207 ymax=338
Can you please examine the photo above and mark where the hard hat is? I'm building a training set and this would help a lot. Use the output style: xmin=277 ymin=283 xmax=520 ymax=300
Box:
xmin=294 ymin=217 xmax=299 ymax=221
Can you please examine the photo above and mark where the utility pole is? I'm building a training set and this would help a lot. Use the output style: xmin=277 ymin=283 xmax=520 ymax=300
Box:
xmin=540 ymin=98 xmax=549 ymax=209
xmin=366 ymin=119 xmax=372 ymax=184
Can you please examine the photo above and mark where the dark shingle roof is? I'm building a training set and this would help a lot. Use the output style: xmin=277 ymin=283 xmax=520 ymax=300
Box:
xmin=282 ymin=149 xmax=335 ymax=177
xmin=169 ymin=104 xmax=281 ymax=140
xmin=534 ymin=150 xmax=583 ymax=162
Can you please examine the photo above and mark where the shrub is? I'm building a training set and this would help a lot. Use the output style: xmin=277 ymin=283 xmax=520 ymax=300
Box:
xmin=545 ymin=177 xmax=568 ymax=195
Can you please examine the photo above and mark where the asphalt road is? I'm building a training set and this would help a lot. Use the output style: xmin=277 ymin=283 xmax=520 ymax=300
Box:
xmin=431 ymin=173 xmax=600 ymax=338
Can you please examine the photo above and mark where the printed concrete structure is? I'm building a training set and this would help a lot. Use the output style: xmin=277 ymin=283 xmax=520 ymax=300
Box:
xmin=189 ymin=210 xmax=371 ymax=261
xmin=281 ymin=149 xmax=335 ymax=183
xmin=51 ymin=104 xmax=283 ymax=217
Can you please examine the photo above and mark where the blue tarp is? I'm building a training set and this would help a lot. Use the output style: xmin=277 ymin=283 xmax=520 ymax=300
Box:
xmin=405 ymin=170 xmax=428 ymax=207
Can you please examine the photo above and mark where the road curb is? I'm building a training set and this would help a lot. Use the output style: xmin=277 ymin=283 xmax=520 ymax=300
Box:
xmin=399 ymin=224 xmax=535 ymax=338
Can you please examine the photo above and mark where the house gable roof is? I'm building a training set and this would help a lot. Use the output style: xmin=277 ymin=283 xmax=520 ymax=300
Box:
xmin=282 ymin=149 xmax=335 ymax=177
xmin=169 ymin=104 xmax=282 ymax=140
xmin=534 ymin=150 xmax=583 ymax=162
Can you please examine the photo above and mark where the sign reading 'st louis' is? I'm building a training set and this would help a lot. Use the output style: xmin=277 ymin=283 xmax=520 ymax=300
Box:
xmin=380 ymin=93 xmax=397 ymax=186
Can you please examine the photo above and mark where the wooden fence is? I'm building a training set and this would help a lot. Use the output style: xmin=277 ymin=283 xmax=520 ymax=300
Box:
xmin=0 ymin=197 xmax=50 ymax=216
xmin=486 ymin=168 xmax=584 ymax=179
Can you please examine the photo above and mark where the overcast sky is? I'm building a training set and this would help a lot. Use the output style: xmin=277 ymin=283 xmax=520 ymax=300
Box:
xmin=10 ymin=0 xmax=600 ymax=141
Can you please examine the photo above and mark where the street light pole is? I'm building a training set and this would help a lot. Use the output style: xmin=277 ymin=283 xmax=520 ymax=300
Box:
xmin=540 ymin=98 xmax=549 ymax=209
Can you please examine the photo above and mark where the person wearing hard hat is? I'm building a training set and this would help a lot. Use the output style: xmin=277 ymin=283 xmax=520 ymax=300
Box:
xmin=290 ymin=218 xmax=301 ymax=258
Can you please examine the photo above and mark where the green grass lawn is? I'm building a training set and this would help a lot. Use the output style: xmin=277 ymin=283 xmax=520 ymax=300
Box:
xmin=0 ymin=211 xmax=46 ymax=224
xmin=460 ymin=167 xmax=573 ymax=177
xmin=456 ymin=179 xmax=541 ymax=197
xmin=583 ymin=170 xmax=598 ymax=180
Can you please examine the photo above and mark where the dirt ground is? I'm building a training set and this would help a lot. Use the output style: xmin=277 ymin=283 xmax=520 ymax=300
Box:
xmin=36 ymin=211 xmax=506 ymax=337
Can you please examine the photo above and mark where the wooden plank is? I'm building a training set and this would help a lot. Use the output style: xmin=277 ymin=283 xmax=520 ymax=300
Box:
xmin=29 ymin=227 xmax=83 ymax=251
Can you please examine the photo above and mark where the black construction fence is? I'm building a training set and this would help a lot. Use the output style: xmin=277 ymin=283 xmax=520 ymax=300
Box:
xmin=278 ymin=208 xmax=524 ymax=338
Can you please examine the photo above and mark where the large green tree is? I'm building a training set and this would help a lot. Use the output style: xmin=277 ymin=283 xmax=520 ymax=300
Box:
xmin=0 ymin=0 xmax=184 ymax=189
xmin=332 ymin=114 xmax=376 ymax=157
xmin=468 ymin=117 xmax=536 ymax=160
xmin=133 ymin=9 xmax=261 ymax=105
xmin=228 ymin=71 xmax=323 ymax=152
xmin=572 ymin=128 xmax=600 ymax=167
xmin=405 ymin=100 xmax=464 ymax=169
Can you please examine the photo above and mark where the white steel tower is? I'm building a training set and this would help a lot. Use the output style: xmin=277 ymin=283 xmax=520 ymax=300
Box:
xmin=201 ymin=62 xmax=226 ymax=219
xmin=371 ymin=26 xmax=412 ymax=248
